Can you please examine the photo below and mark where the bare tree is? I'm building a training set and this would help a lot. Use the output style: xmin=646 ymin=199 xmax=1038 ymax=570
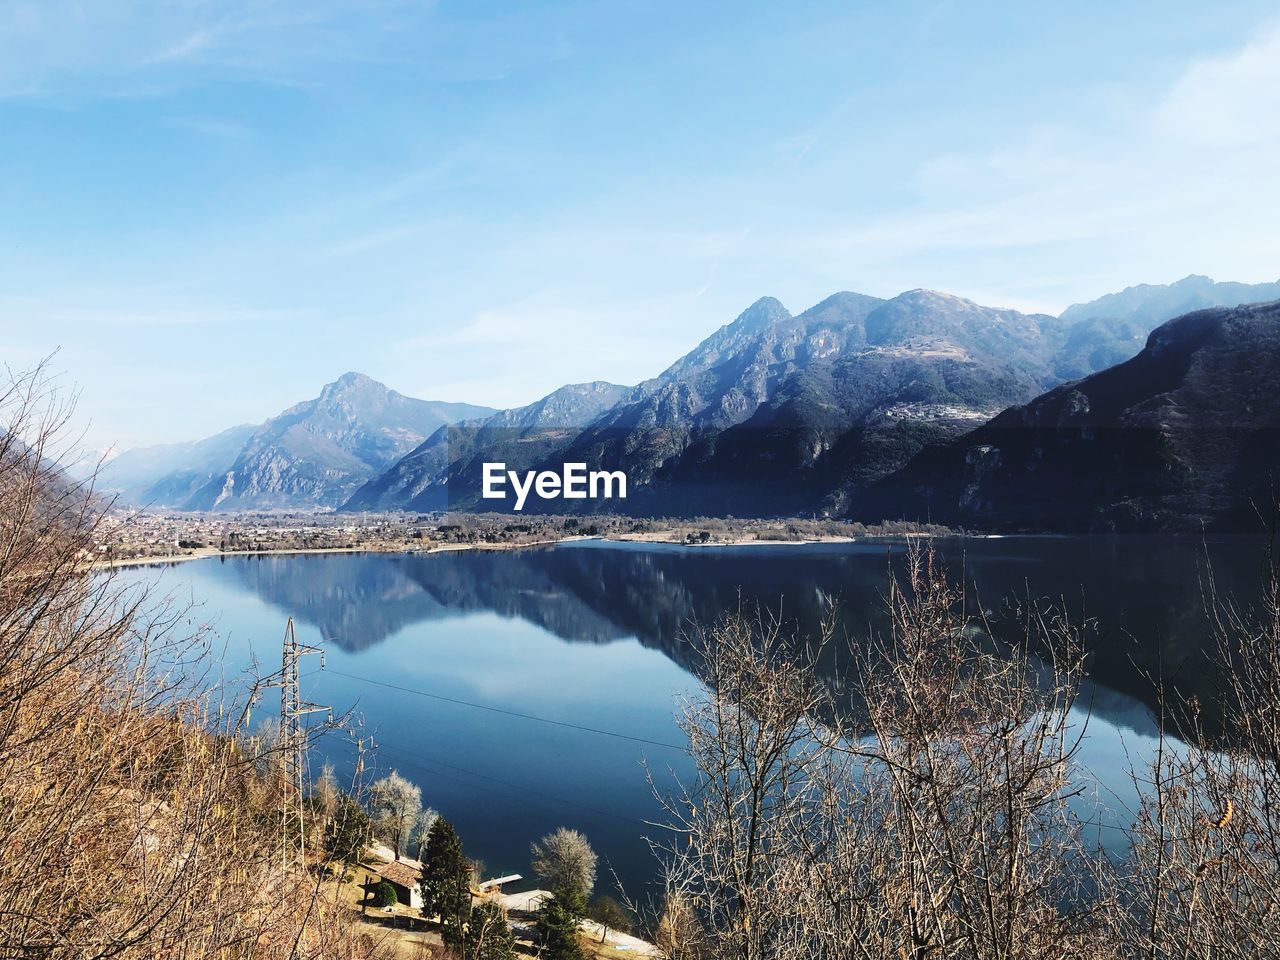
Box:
xmin=655 ymin=543 xmax=1118 ymax=960
xmin=369 ymin=769 xmax=423 ymax=861
xmin=532 ymin=827 xmax=599 ymax=902
xmin=412 ymin=806 xmax=440 ymax=862
xmin=312 ymin=761 xmax=341 ymax=821
xmin=1124 ymin=537 xmax=1280 ymax=956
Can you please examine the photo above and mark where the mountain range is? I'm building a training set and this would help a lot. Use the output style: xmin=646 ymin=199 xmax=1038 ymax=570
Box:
xmin=345 ymin=380 xmax=629 ymax=512
xmin=534 ymin=289 xmax=1074 ymax=516
xmin=104 ymin=274 xmax=1280 ymax=530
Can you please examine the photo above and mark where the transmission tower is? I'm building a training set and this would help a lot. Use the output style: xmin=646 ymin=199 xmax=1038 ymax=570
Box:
xmin=275 ymin=617 xmax=331 ymax=874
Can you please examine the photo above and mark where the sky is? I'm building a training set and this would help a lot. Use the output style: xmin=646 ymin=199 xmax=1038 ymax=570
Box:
xmin=3 ymin=0 xmax=1279 ymax=451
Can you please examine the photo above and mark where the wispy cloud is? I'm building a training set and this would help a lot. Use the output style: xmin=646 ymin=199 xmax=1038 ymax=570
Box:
xmin=1157 ymin=21 xmax=1280 ymax=146
xmin=725 ymin=19 xmax=1280 ymax=308
xmin=3 ymin=294 xmax=297 ymax=330
xmin=150 ymin=29 xmax=217 ymax=65
xmin=323 ymin=224 xmax=429 ymax=259
xmin=0 ymin=0 xmax=438 ymax=100
xmin=393 ymin=289 xmax=699 ymax=408
xmin=162 ymin=114 xmax=252 ymax=139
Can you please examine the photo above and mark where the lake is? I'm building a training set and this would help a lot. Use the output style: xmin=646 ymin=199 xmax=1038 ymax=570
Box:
xmin=117 ymin=535 xmax=1271 ymax=900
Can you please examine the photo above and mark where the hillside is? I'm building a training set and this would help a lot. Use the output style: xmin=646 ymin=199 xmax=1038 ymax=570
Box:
xmin=0 ymin=369 xmax=383 ymax=957
xmin=98 ymin=424 xmax=257 ymax=507
xmin=867 ymin=300 xmax=1280 ymax=531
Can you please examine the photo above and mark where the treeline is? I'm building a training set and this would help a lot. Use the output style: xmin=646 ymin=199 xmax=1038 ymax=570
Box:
xmin=423 ymin=513 xmax=952 ymax=545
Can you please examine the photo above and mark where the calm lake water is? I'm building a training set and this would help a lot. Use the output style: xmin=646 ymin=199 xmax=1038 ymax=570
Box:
xmin=119 ymin=536 xmax=1271 ymax=899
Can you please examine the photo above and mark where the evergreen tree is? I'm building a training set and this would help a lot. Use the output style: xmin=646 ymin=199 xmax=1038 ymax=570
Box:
xmin=370 ymin=880 xmax=398 ymax=909
xmin=535 ymin=889 xmax=585 ymax=960
xmin=467 ymin=900 xmax=516 ymax=960
xmin=418 ymin=818 xmax=471 ymax=947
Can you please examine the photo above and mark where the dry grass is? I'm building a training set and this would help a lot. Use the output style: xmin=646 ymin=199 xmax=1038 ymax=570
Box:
xmin=0 ymin=363 xmax=390 ymax=958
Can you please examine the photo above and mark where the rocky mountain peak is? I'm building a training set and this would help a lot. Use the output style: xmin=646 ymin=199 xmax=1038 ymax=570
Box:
xmin=732 ymin=296 xmax=791 ymax=331
xmin=318 ymin=371 xmax=387 ymax=402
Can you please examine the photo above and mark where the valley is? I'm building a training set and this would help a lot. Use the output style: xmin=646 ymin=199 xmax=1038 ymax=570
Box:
xmin=94 ymin=510 xmax=948 ymax=566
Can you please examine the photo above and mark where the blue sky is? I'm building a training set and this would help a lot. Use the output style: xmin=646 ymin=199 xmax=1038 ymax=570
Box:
xmin=4 ymin=0 xmax=1279 ymax=450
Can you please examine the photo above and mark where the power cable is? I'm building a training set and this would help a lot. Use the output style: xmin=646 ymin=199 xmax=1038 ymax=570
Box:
xmin=374 ymin=742 xmax=654 ymax=828
xmin=324 ymin=667 xmax=686 ymax=751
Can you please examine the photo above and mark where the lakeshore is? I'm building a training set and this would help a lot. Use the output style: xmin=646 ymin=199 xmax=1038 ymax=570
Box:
xmin=93 ymin=536 xmax=602 ymax=570
xmin=92 ymin=510 xmax=951 ymax=569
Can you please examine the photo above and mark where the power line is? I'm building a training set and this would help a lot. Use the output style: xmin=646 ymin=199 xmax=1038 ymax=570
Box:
xmin=324 ymin=667 xmax=687 ymax=751
xmin=375 ymin=742 xmax=652 ymax=827
xmin=323 ymin=668 xmax=1143 ymax=840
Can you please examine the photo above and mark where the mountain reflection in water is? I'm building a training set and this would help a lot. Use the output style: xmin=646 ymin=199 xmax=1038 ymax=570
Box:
xmin=130 ymin=537 xmax=1269 ymax=897
xmin=221 ymin=537 xmax=1263 ymax=730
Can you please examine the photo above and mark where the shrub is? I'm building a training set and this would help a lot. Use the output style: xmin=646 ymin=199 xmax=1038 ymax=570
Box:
xmin=370 ymin=880 xmax=398 ymax=909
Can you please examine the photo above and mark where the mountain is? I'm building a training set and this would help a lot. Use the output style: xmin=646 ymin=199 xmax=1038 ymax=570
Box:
xmin=97 ymin=424 xmax=257 ymax=507
xmin=868 ymin=299 xmax=1280 ymax=532
xmin=185 ymin=373 xmax=494 ymax=511
xmin=118 ymin=276 xmax=1276 ymax=519
xmin=1060 ymin=274 xmax=1280 ymax=327
xmin=1049 ymin=275 xmax=1280 ymax=380
xmin=568 ymin=293 xmax=885 ymax=478
xmin=343 ymin=381 xmax=629 ymax=512
xmin=357 ymin=287 xmax=1174 ymax=517
xmin=471 ymin=289 xmax=1101 ymax=516
xmin=657 ymin=300 xmax=1058 ymax=516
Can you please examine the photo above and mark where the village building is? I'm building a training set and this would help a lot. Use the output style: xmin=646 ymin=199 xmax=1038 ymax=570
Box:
xmin=366 ymin=859 xmax=423 ymax=911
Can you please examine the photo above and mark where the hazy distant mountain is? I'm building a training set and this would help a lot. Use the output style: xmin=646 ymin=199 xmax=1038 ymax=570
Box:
xmin=98 ymin=424 xmax=257 ymax=507
xmin=185 ymin=373 xmax=494 ymax=511
xmin=1060 ymin=274 xmax=1280 ymax=327
xmin=871 ymin=299 xmax=1280 ymax=531
xmin=343 ymin=381 xmax=629 ymax=511
xmin=1049 ymin=275 xmax=1280 ymax=380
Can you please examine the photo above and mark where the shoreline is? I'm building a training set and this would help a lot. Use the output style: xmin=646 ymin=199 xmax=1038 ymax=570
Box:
xmin=92 ymin=530 xmax=939 ymax=570
xmin=91 ymin=534 xmax=605 ymax=570
xmin=99 ymin=526 xmax=1219 ymax=572
xmin=93 ymin=527 xmax=1208 ymax=571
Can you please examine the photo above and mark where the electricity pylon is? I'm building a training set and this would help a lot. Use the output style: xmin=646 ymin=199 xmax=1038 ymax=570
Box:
xmin=274 ymin=617 xmax=331 ymax=874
